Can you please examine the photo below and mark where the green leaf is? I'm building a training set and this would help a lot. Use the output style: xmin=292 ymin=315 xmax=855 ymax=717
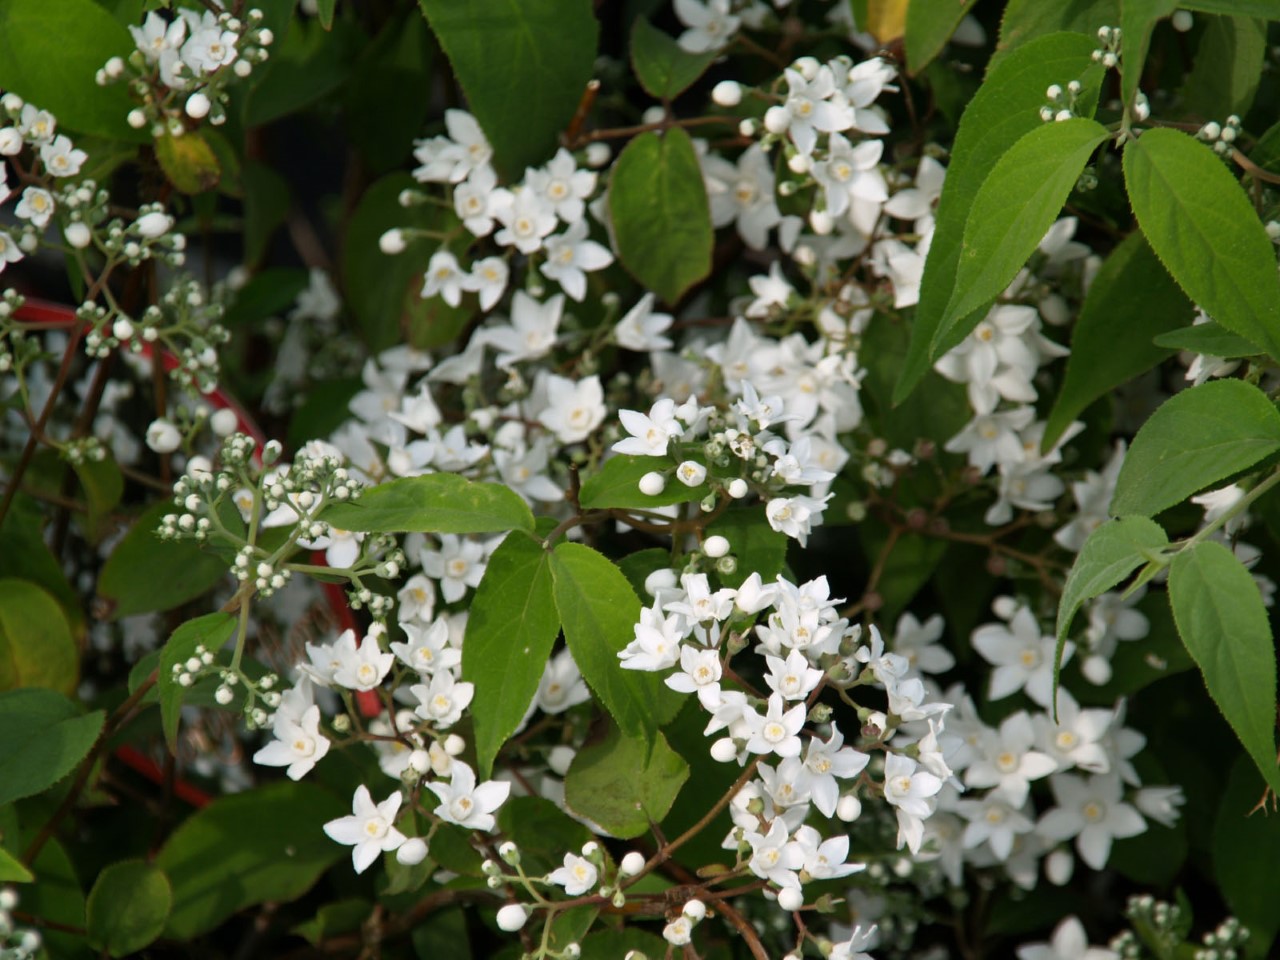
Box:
xmin=1124 ymin=128 xmax=1280 ymax=361
xmin=936 ymin=118 xmax=1108 ymax=352
xmin=563 ymin=722 xmax=689 ymax=839
xmin=1043 ymin=231 xmax=1194 ymax=448
xmin=18 ymin=836 xmax=90 ymax=959
xmin=323 ymin=473 xmax=535 ymax=535
xmin=995 ymin=0 xmax=1119 ymax=62
xmin=578 ymin=454 xmax=709 ymax=510
xmin=1169 ymin=540 xmax=1280 ymax=796
xmin=1120 ymin=0 xmax=1174 ymax=111
xmin=344 ymin=11 xmax=434 ymax=174
xmin=417 ymin=0 xmax=598 ymax=179
xmin=244 ymin=17 xmax=351 ymax=127
xmin=97 ymin=500 xmax=230 ymax=619
xmin=0 ymin=688 xmax=104 ymax=807
xmin=608 ymin=127 xmax=713 ymax=304
xmin=1152 ymin=320 xmax=1262 ymax=357
xmin=292 ymin=899 xmax=372 ymax=945
xmin=154 ymin=132 xmax=222 ymax=194
xmin=1182 ymin=16 xmax=1268 ymax=119
xmin=630 ymin=18 xmax=717 ymax=100
xmin=0 ymin=0 xmax=143 ymax=142
xmin=1182 ymin=0 xmax=1280 ymax=19
xmin=897 ymin=32 xmax=1102 ymax=402
xmin=461 ymin=531 xmax=560 ymax=778
xmin=706 ymin=508 xmax=788 ymax=588
xmin=0 ymin=579 xmax=78 ymax=694
xmin=0 ymin=847 xmax=33 ymax=884
xmin=86 ymin=860 xmax=172 ymax=957
xmin=155 ymin=780 xmax=346 ymax=939
xmin=158 ymin=613 xmax=238 ymax=751
xmin=1054 ymin=517 xmax=1169 ymax=700
xmin=1248 ymin=118 xmax=1280 ymax=175
xmin=71 ymin=455 xmax=123 ymax=543
xmin=0 ymin=495 xmax=83 ymax=638
xmin=316 ymin=0 xmax=337 ymax=29
xmin=904 ymin=0 xmax=977 ymax=75
xmin=1111 ymin=380 xmax=1280 ymax=518
xmin=550 ymin=542 xmax=682 ymax=741
xmin=496 ymin=796 xmax=592 ymax=875
xmin=858 ymin=519 xmax=948 ymax=622
xmin=1213 ymin=756 xmax=1280 ymax=955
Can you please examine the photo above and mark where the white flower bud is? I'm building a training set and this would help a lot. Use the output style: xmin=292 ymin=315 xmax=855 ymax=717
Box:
xmin=547 ymin=744 xmax=576 ymax=776
xmin=638 ymin=471 xmax=666 ymax=496
xmin=709 ymin=737 xmax=739 ymax=762
xmin=214 ymin=685 xmax=234 ymax=705
xmin=727 ymin=478 xmax=749 ymax=499
xmin=259 ymin=27 xmax=275 ymax=44
xmin=379 ymin=228 xmax=405 ymax=254
xmin=0 ymin=128 xmax=22 ymax=155
xmin=1081 ymin=653 xmax=1112 ymax=685
xmin=1046 ymin=84 xmax=1063 ymax=101
xmin=619 ymin=851 xmax=646 ymax=877
xmin=136 ymin=212 xmax=173 ymax=238
xmin=711 ymin=80 xmax=742 ymax=107
xmin=641 ymin=105 xmax=665 ymax=126
xmin=793 ymin=56 xmax=819 ymax=81
xmin=210 ymin=407 xmax=239 ymax=437
xmin=1039 ymin=106 xmax=1054 ymax=122
xmin=683 ymin=899 xmax=706 ymax=921
xmin=1220 ymin=125 xmax=1237 ymax=143
xmin=738 ymin=118 xmax=757 ymax=138
xmin=702 ymin=535 xmax=730 ymax=558
xmin=763 ymin=105 xmax=790 ymax=135
xmin=127 ymin=108 xmax=148 ymax=129
xmin=563 ymin=944 xmax=581 ymax=960
xmin=234 ymin=60 xmax=252 ymax=78
xmin=105 ymin=55 xmax=125 ymax=78
xmin=584 ymin=142 xmax=611 ymax=168
xmin=675 ymin=460 xmax=706 ymax=487
xmin=776 ymin=886 xmax=804 ymax=911
xmin=63 ymin=221 xmax=91 ymax=250
xmin=146 ymin=418 xmax=182 ymax=454
xmin=408 ymin=749 xmax=432 ymax=774
xmin=496 ymin=904 xmax=529 ymax=932
xmin=809 ymin=208 xmax=833 ymax=235
xmin=185 ymin=92 xmax=211 ymax=119
xmin=836 ymin=794 xmax=862 ymax=822
xmin=396 ymin=837 xmax=429 ymax=866
xmin=443 ymin=733 xmax=466 ymax=755
xmin=787 ymin=152 xmax=810 ymax=175
xmin=1054 ymin=109 xmax=1073 ymax=122
xmin=1171 ymin=9 xmax=1193 ymax=31
xmin=1045 ymin=847 xmax=1074 ymax=885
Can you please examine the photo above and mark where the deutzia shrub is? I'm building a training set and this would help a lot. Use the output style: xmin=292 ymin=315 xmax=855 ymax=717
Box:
xmin=1 ymin=2 xmax=1279 ymax=959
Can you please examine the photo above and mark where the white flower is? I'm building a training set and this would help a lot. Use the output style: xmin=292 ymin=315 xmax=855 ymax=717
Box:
xmin=964 ymin=711 xmax=1057 ymax=806
xmin=765 ymin=494 xmax=830 ymax=547
xmin=675 ymin=460 xmax=707 ymax=487
xmin=453 ymin=165 xmax=500 ymax=236
xmin=779 ymin=65 xmax=854 ymax=156
xmin=664 ymin=645 xmax=723 ymax=708
xmin=945 ymin=405 xmax=1037 ymax=475
xmin=882 ymin=753 xmax=943 ymax=853
xmin=464 ymin=255 xmax=509 ymax=311
xmin=15 ymin=188 xmax=54 ymax=229
xmin=1037 ymin=773 xmax=1146 ymax=869
xmin=613 ymin=293 xmax=673 ymax=351
xmin=613 ymin=398 xmax=684 ymax=457
xmin=1134 ymin=785 xmax=1184 ymax=828
xmin=131 ymin=12 xmax=187 ymax=62
xmin=972 ymin=604 xmax=1072 ymax=708
xmin=801 ymin=725 xmax=870 ymax=817
xmin=390 ymin=617 xmax=459 ymax=674
xmin=182 ymin=26 xmax=239 ymax=74
xmin=485 ymin=291 xmax=562 ymax=368
xmin=764 ymin=649 xmax=824 ymax=700
xmin=703 ymin=144 xmax=782 ymax=250
xmin=743 ymin=818 xmax=803 ymax=886
xmin=323 ymin=786 xmax=407 ymax=874
xmin=428 ymin=761 xmax=510 ymax=831
xmin=956 ymin=794 xmax=1035 ymax=861
xmin=135 ymin=211 xmax=174 ymax=239
xmin=743 ymin=693 xmax=806 ymax=758
xmin=40 ymin=134 xmax=86 ymax=177
xmin=421 ymin=250 xmax=468 ymax=307
xmin=540 ymin=220 xmax=613 ymax=301
xmin=535 ymin=648 xmax=591 ymax=714
xmin=619 ymin=603 xmax=685 ymax=672
xmin=891 ymin=612 xmax=954 ymax=674
xmin=1033 ymin=688 xmax=1112 ymax=773
xmin=548 ymin=853 xmax=598 ymax=895
xmin=1054 ymin=442 xmax=1126 ymax=551
xmin=421 ymin=534 xmax=487 ymax=603
xmin=674 ymin=0 xmax=740 ymax=52
xmin=830 ymin=925 xmax=879 ymax=960
xmin=330 ymin=629 xmax=395 ymax=692
xmin=811 ymin=133 xmax=887 ymax=224
xmin=253 ymin=704 xmax=330 ymax=780
xmin=538 ymin=374 xmax=605 ymax=444
xmin=18 ymin=105 xmax=56 ymax=143
xmin=493 ymin=187 xmax=557 ymax=253
xmin=145 ymin=418 xmax=182 ymax=453
xmin=1017 ymin=915 xmax=1118 ymax=960
xmin=411 ymin=672 xmax=474 ymax=729
xmin=527 ymin=148 xmax=596 ymax=223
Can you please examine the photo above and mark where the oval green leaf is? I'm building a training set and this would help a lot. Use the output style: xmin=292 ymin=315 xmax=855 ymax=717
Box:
xmin=578 ymin=454 xmax=710 ymax=510
xmin=904 ymin=0 xmax=977 ymax=75
xmin=418 ymin=0 xmax=598 ymax=180
xmin=0 ymin=579 xmax=78 ymax=695
xmin=608 ymin=126 xmax=713 ymax=305
xmin=564 ymin=724 xmax=689 ymax=839
xmin=0 ymin=688 xmax=104 ymax=807
xmin=1212 ymin=756 xmax=1280 ymax=953
xmin=1111 ymin=379 xmax=1280 ymax=518
xmin=323 ymin=473 xmax=535 ymax=535
xmin=1124 ymin=127 xmax=1280 ymax=361
xmin=630 ymin=18 xmax=717 ymax=100
xmin=1044 ymin=231 xmax=1194 ymax=449
xmin=897 ymin=32 xmax=1102 ymax=401
xmin=86 ymin=860 xmax=172 ymax=957
xmin=159 ymin=612 xmax=238 ymax=750
xmin=461 ymin=531 xmax=560 ymax=778
xmin=550 ymin=542 xmax=682 ymax=742
xmin=937 ymin=117 xmax=1108 ymax=351
xmin=1152 ymin=320 xmax=1262 ymax=358
xmin=1169 ymin=541 xmax=1280 ymax=796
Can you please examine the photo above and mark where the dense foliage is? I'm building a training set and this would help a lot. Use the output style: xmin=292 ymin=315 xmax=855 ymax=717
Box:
xmin=2 ymin=0 xmax=1280 ymax=958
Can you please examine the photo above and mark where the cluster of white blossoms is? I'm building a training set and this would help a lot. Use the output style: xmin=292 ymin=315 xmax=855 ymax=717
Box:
xmin=0 ymin=887 xmax=41 ymax=960
xmin=104 ymin=7 xmax=273 ymax=129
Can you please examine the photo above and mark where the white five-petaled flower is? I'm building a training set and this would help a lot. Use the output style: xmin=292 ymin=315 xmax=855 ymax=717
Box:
xmin=329 ymin=628 xmax=395 ymax=692
xmin=427 ymin=761 xmax=510 ymax=831
xmin=526 ymin=148 xmax=596 ymax=223
xmin=972 ymin=604 xmax=1073 ymax=708
xmin=410 ymin=672 xmax=475 ymax=729
xmin=613 ymin=397 xmax=685 ymax=457
xmin=253 ymin=703 xmax=330 ymax=780
xmin=538 ymin=373 xmax=605 ymax=444
xmin=540 ymin=220 xmax=613 ymax=301
xmin=323 ymin=785 xmax=407 ymax=873
xmin=15 ymin=187 xmax=54 ymax=229
xmin=882 ymin=752 xmax=943 ymax=853
xmin=421 ymin=250 xmax=468 ymax=306
xmin=40 ymin=135 xmax=86 ymax=178
xmin=1016 ymin=915 xmax=1119 ymax=960
xmin=1036 ymin=772 xmax=1146 ymax=870
xmin=674 ymin=0 xmax=740 ymax=52
xmin=548 ymin=852 xmax=599 ymax=896
xmin=744 ymin=693 xmax=806 ymax=758
xmin=613 ymin=292 xmax=674 ymax=351
xmin=485 ymin=291 xmax=563 ymax=368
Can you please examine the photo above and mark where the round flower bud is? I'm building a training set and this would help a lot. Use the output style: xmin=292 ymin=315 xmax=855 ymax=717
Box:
xmin=702 ymin=535 xmax=730 ymax=558
xmin=585 ymin=142 xmax=611 ymax=168
xmin=709 ymin=737 xmax=739 ymax=763
xmin=127 ymin=108 xmax=148 ymax=129
xmin=210 ymin=407 xmax=239 ymax=437
xmin=1081 ymin=654 xmax=1112 ymax=686
xmin=676 ymin=460 xmax=707 ymax=487
xmin=408 ymin=749 xmax=432 ymax=774
xmin=65 ymin=222 xmax=92 ymax=249
xmin=112 ymin=317 xmax=134 ymax=341
xmin=787 ymin=151 xmax=810 ymax=175
xmin=638 ymin=471 xmax=666 ymax=496
xmin=564 ymin=944 xmax=581 ymax=960
xmin=619 ymin=851 xmax=646 ymax=877
xmin=836 ymin=794 xmax=862 ymax=822
xmin=136 ymin=211 xmax=173 ymax=238
xmin=214 ymin=685 xmax=233 ymax=705
xmin=443 ymin=733 xmax=466 ymax=755
xmin=793 ymin=56 xmax=820 ymax=80
xmin=146 ymin=418 xmax=182 ymax=454
xmin=1045 ymin=84 xmax=1063 ymax=101
xmin=644 ymin=567 xmax=677 ymax=598
xmin=547 ymin=744 xmax=576 ymax=776
xmin=397 ymin=838 xmax=429 ymax=866
xmin=499 ymin=841 xmax=520 ymax=864
xmin=185 ymin=92 xmax=211 ymax=119
xmin=1045 ymin=847 xmax=1074 ymax=886
xmin=683 ymin=899 xmax=707 ymax=921
xmin=809 ymin=208 xmax=833 ymax=235
xmin=496 ymin=904 xmax=529 ymax=932
xmin=1171 ymin=9 xmax=1193 ymax=31
xmin=727 ymin=478 xmax=749 ymax=499
xmin=711 ymin=80 xmax=742 ymax=107
xmin=1220 ymin=124 xmax=1237 ymax=143
xmin=763 ymin=105 xmax=790 ymax=135
xmin=641 ymin=105 xmax=665 ymax=126
xmin=776 ymin=886 xmax=804 ymax=912
xmin=738 ymin=118 xmax=757 ymax=138
xmin=379 ymin=228 xmax=405 ymax=254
